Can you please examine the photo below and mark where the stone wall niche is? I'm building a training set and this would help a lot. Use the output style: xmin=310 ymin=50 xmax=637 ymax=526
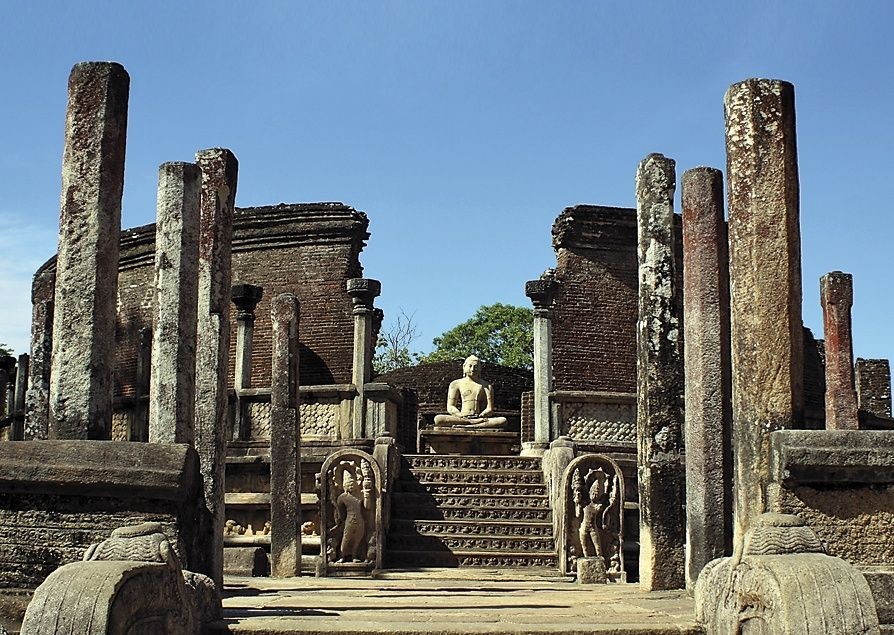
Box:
xmin=317 ymin=448 xmax=383 ymax=576
xmin=557 ymin=454 xmax=625 ymax=583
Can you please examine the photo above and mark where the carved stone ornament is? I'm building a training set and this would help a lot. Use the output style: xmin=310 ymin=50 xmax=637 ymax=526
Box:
xmin=318 ymin=448 xmax=383 ymax=576
xmin=20 ymin=521 xmax=220 ymax=634
xmin=558 ymin=454 xmax=625 ymax=582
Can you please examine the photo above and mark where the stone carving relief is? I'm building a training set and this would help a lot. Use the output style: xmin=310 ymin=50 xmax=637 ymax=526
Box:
xmin=558 ymin=454 xmax=625 ymax=582
xmin=248 ymin=399 xmax=339 ymax=439
xmin=562 ymin=401 xmax=636 ymax=443
xmin=21 ymin=521 xmax=220 ymax=635
xmin=318 ymin=449 xmax=383 ymax=575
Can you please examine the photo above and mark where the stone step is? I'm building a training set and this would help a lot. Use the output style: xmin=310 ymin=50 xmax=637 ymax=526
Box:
xmin=387 ymin=532 xmax=554 ymax=553
xmin=390 ymin=518 xmax=553 ymax=538
xmin=404 ymin=454 xmax=542 ymax=472
xmin=386 ymin=549 xmax=558 ymax=568
xmin=394 ymin=481 xmax=547 ymax=496
xmin=392 ymin=492 xmax=550 ymax=511
xmin=399 ymin=467 xmax=545 ymax=485
xmin=391 ymin=503 xmax=552 ymax=522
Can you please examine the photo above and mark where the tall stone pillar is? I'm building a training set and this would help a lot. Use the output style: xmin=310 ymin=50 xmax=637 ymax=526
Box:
xmin=149 ymin=161 xmax=201 ymax=445
xmin=194 ymin=147 xmax=238 ymax=588
xmin=130 ymin=327 xmax=152 ymax=442
xmin=855 ymin=358 xmax=891 ymax=418
xmin=0 ymin=357 xmax=14 ymax=418
xmin=524 ymin=273 xmax=557 ymax=455
xmin=270 ymin=293 xmax=302 ymax=577
xmin=346 ymin=278 xmax=381 ymax=439
xmin=635 ymin=153 xmax=686 ymax=591
xmin=725 ymin=79 xmax=803 ymax=544
xmin=820 ymin=272 xmax=858 ymax=430
xmin=25 ymin=271 xmax=54 ymax=440
xmin=232 ymin=284 xmax=264 ymax=391
xmin=11 ymin=354 xmax=29 ymax=440
xmin=49 ymin=62 xmax=129 ymax=440
xmin=681 ymin=167 xmax=733 ymax=589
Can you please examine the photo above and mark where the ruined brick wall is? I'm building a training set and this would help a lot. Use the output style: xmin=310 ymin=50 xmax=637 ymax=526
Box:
xmin=550 ymin=206 xmax=682 ymax=393
xmin=856 ymin=358 xmax=892 ymax=418
xmin=33 ymin=203 xmax=370 ymax=403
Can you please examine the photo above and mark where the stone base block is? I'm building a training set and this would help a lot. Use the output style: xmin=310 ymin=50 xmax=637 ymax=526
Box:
xmin=419 ymin=429 xmax=519 ymax=455
xmin=862 ymin=568 xmax=894 ymax=626
xmin=520 ymin=441 xmax=549 ymax=457
xmin=576 ymin=557 xmax=607 ymax=584
xmin=223 ymin=547 xmax=269 ymax=577
xmin=316 ymin=560 xmax=377 ymax=578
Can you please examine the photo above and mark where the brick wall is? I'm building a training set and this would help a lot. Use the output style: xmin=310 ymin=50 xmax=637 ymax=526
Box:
xmin=34 ymin=203 xmax=370 ymax=405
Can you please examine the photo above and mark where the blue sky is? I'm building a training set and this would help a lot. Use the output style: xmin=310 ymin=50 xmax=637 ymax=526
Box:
xmin=1 ymin=1 xmax=892 ymax=368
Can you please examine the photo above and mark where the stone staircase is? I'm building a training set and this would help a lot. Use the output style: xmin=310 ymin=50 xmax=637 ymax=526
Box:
xmin=386 ymin=454 xmax=557 ymax=567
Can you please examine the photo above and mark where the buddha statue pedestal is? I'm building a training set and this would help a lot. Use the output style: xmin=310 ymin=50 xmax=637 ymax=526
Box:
xmin=418 ymin=424 xmax=519 ymax=455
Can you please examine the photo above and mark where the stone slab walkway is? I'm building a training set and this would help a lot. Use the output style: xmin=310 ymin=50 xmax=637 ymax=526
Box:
xmin=211 ymin=568 xmax=700 ymax=635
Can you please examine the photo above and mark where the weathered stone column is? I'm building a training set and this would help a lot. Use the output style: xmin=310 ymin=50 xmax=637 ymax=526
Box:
xmin=232 ymin=284 xmax=264 ymax=391
xmin=194 ymin=147 xmax=238 ymax=587
xmin=524 ymin=273 xmax=557 ymax=455
xmin=681 ymin=167 xmax=733 ymax=589
xmin=820 ymin=272 xmax=858 ymax=430
xmin=130 ymin=327 xmax=152 ymax=441
xmin=25 ymin=271 xmax=54 ymax=440
xmin=725 ymin=79 xmax=803 ymax=544
xmin=856 ymin=358 xmax=891 ymax=418
xmin=270 ymin=293 xmax=302 ymax=577
xmin=0 ymin=357 xmax=14 ymax=418
xmin=49 ymin=61 xmax=129 ymax=440
xmin=11 ymin=353 xmax=29 ymax=440
xmin=149 ymin=161 xmax=201 ymax=445
xmin=635 ymin=153 xmax=686 ymax=591
xmin=346 ymin=278 xmax=381 ymax=439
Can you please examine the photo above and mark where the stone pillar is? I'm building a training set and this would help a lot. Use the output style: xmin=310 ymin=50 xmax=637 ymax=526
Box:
xmin=131 ymin=327 xmax=152 ymax=442
xmin=725 ymin=79 xmax=803 ymax=544
xmin=820 ymin=272 xmax=858 ymax=430
xmin=49 ymin=62 xmax=129 ymax=440
xmin=524 ymin=273 xmax=557 ymax=455
xmin=11 ymin=354 xmax=29 ymax=440
xmin=232 ymin=284 xmax=264 ymax=391
xmin=0 ymin=357 xmax=14 ymax=418
xmin=855 ymin=358 xmax=891 ymax=418
xmin=194 ymin=147 xmax=238 ymax=588
xmin=635 ymin=152 xmax=686 ymax=591
xmin=270 ymin=293 xmax=302 ymax=577
xmin=149 ymin=161 xmax=201 ymax=445
xmin=346 ymin=278 xmax=381 ymax=440
xmin=25 ymin=271 xmax=54 ymax=440
xmin=4 ymin=361 xmax=15 ymax=417
xmin=681 ymin=167 xmax=733 ymax=589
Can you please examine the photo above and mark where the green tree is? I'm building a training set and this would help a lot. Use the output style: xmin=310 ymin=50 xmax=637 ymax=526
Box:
xmin=424 ymin=303 xmax=533 ymax=370
xmin=373 ymin=310 xmax=423 ymax=374
xmin=0 ymin=343 xmax=13 ymax=358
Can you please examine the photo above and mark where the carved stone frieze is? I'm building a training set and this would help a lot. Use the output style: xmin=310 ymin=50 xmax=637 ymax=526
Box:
xmin=562 ymin=401 xmax=636 ymax=443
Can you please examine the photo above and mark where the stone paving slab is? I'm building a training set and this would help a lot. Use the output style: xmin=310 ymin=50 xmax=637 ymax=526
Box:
xmin=211 ymin=568 xmax=700 ymax=635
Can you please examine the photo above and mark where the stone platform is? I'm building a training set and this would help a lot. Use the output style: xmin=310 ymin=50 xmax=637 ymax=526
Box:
xmin=418 ymin=428 xmax=519 ymax=455
xmin=211 ymin=568 xmax=699 ymax=634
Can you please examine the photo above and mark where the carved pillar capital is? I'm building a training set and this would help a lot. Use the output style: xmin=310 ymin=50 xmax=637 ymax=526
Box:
xmin=231 ymin=283 xmax=264 ymax=322
xmin=346 ymin=278 xmax=381 ymax=316
xmin=525 ymin=274 xmax=558 ymax=317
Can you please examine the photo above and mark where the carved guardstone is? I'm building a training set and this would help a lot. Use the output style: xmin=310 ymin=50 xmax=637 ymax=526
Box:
xmin=558 ymin=454 xmax=625 ymax=583
xmin=318 ymin=449 xmax=383 ymax=576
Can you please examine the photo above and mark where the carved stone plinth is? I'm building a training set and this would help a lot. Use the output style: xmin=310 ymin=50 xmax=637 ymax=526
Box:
xmin=576 ymin=557 xmax=607 ymax=584
xmin=418 ymin=429 xmax=519 ymax=455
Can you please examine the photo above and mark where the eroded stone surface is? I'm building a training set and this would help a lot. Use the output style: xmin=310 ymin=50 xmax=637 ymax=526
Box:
xmin=194 ymin=147 xmax=238 ymax=588
xmin=270 ymin=293 xmax=301 ymax=577
xmin=725 ymin=78 xmax=803 ymax=543
xmin=49 ymin=62 xmax=129 ymax=440
xmin=149 ymin=161 xmax=201 ymax=445
xmin=821 ymin=271 xmax=858 ymax=430
xmin=857 ymin=358 xmax=892 ymax=419
xmin=681 ymin=166 xmax=732 ymax=588
xmin=635 ymin=152 xmax=685 ymax=591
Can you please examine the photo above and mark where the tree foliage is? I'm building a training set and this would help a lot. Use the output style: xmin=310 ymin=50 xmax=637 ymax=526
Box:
xmin=373 ymin=310 xmax=422 ymax=374
xmin=424 ymin=303 xmax=533 ymax=370
xmin=0 ymin=343 xmax=13 ymax=358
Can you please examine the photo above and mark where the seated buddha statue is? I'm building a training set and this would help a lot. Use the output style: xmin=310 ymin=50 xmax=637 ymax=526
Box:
xmin=433 ymin=355 xmax=507 ymax=430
